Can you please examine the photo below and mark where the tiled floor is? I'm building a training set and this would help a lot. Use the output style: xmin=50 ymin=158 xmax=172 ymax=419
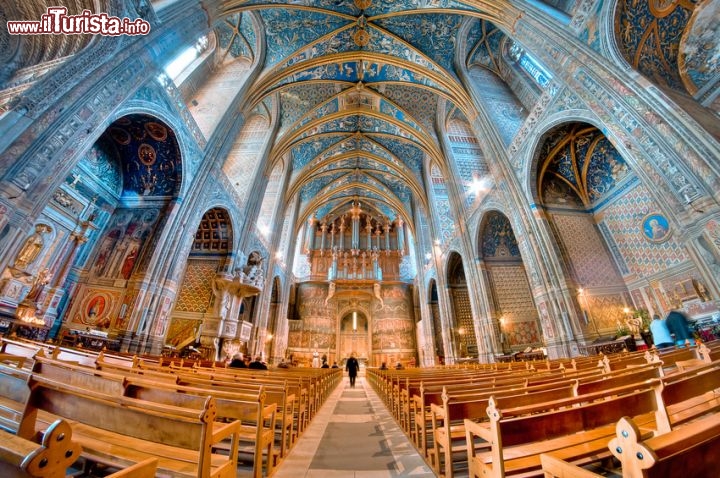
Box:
xmin=273 ymin=373 xmax=435 ymax=478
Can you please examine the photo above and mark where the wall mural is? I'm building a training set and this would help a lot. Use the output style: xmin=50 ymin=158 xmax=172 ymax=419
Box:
xmin=481 ymin=211 xmax=521 ymax=258
xmin=225 ymin=114 xmax=271 ymax=206
xmin=68 ymin=288 xmax=122 ymax=329
xmin=287 ymin=281 xmax=415 ymax=364
xmin=488 ymin=265 xmax=537 ymax=322
xmin=641 ymin=212 xmax=672 ymax=243
xmin=103 ymin=114 xmax=182 ymax=197
xmin=599 ymin=183 xmax=689 ymax=277
xmin=480 ymin=211 xmax=540 ymax=347
xmin=678 ymin=0 xmax=719 ymax=99
xmin=90 ymin=208 xmax=161 ymax=280
xmin=615 ymin=0 xmax=698 ymax=94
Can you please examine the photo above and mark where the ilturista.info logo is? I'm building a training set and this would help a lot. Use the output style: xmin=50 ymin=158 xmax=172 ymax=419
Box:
xmin=7 ymin=7 xmax=150 ymax=36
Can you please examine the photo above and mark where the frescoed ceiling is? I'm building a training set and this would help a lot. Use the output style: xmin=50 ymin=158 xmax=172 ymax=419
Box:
xmin=537 ymin=124 xmax=631 ymax=208
xmin=215 ymin=0 xmax=517 ymax=232
xmin=615 ymin=0 xmax=702 ymax=95
xmin=102 ymin=114 xmax=182 ymax=198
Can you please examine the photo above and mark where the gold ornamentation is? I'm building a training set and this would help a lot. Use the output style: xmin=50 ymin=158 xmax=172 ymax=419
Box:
xmin=354 ymin=28 xmax=370 ymax=47
xmin=138 ymin=143 xmax=157 ymax=166
xmin=354 ymin=0 xmax=371 ymax=10
xmin=15 ymin=224 xmax=51 ymax=270
xmin=145 ymin=122 xmax=168 ymax=141
xmin=108 ymin=127 xmax=131 ymax=145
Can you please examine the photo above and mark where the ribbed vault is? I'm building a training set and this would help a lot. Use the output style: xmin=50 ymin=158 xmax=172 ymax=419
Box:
xmin=211 ymin=0 xmax=515 ymax=237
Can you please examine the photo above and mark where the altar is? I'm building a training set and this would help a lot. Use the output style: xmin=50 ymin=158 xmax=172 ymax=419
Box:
xmin=60 ymin=329 xmax=120 ymax=351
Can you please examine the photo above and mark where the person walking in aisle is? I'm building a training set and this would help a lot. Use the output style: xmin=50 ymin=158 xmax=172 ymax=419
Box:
xmin=346 ymin=354 xmax=360 ymax=388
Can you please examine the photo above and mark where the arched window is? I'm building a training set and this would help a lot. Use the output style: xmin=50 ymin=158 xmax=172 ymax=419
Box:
xmin=163 ymin=35 xmax=209 ymax=81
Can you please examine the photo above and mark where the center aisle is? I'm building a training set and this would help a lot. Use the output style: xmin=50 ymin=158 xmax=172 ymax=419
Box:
xmin=273 ymin=370 xmax=435 ymax=477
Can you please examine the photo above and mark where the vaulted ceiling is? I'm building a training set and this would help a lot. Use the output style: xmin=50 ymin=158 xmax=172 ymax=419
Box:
xmin=217 ymin=0 xmax=515 ymax=230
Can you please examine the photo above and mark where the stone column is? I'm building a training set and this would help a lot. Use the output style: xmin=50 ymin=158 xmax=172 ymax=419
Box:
xmin=42 ymin=230 xmax=89 ymax=328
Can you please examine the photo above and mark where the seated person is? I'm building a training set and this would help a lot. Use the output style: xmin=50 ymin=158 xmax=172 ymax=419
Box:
xmin=229 ymin=353 xmax=246 ymax=368
xmin=249 ymin=356 xmax=268 ymax=370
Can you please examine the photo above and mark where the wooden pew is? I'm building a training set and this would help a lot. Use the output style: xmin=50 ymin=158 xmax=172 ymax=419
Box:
xmin=100 ymin=355 xmax=310 ymax=458
xmin=177 ymin=374 xmax=296 ymax=460
xmin=413 ymin=377 xmax=576 ymax=459
xmin=0 ymin=363 xmax=32 ymax=433
xmin=190 ymin=366 xmax=328 ymax=438
xmin=0 ymin=418 xmax=80 ymax=478
xmin=418 ymin=363 xmax=661 ymax=475
xmin=181 ymin=368 xmax=308 ymax=445
xmin=0 ymin=339 xmax=46 ymax=359
xmin=464 ymin=381 xmax=668 ymax=478
xmin=672 ymin=342 xmax=714 ymax=372
xmin=661 ymin=361 xmax=720 ymax=430
xmin=609 ymin=414 xmax=720 ymax=477
xmin=647 ymin=346 xmax=704 ymax=375
xmin=574 ymin=363 xmax=662 ymax=396
xmin=542 ymin=413 xmax=720 ymax=478
xmin=32 ymin=354 xmax=279 ymax=477
xmin=429 ymin=383 xmax=578 ymax=478
xmin=18 ymin=375 xmax=240 ymax=478
xmin=0 ymin=424 xmax=156 ymax=477
xmin=123 ymin=378 xmax=277 ymax=478
xmin=0 ymin=353 xmax=27 ymax=370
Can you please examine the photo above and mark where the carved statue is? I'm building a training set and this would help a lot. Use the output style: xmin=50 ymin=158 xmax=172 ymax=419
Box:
xmin=373 ymin=282 xmax=384 ymax=309
xmin=241 ymin=252 xmax=265 ymax=288
xmin=15 ymin=225 xmax=49 ymax=269
xmin=696 ymin=280 xmax=711 ymax=302
xmin=624 ymin=316 xmax=642 ymax=337
xmin=325 ymin=282 xmax=336 ymax=306
xmin=24 ymin=268 xmax=50 ymax=304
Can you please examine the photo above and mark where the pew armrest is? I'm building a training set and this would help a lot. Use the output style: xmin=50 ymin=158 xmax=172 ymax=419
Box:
xmin=464 ymin=416 xmax=493 ymax=442
xmin=211 ymin=419 xmax=241 ymax=444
